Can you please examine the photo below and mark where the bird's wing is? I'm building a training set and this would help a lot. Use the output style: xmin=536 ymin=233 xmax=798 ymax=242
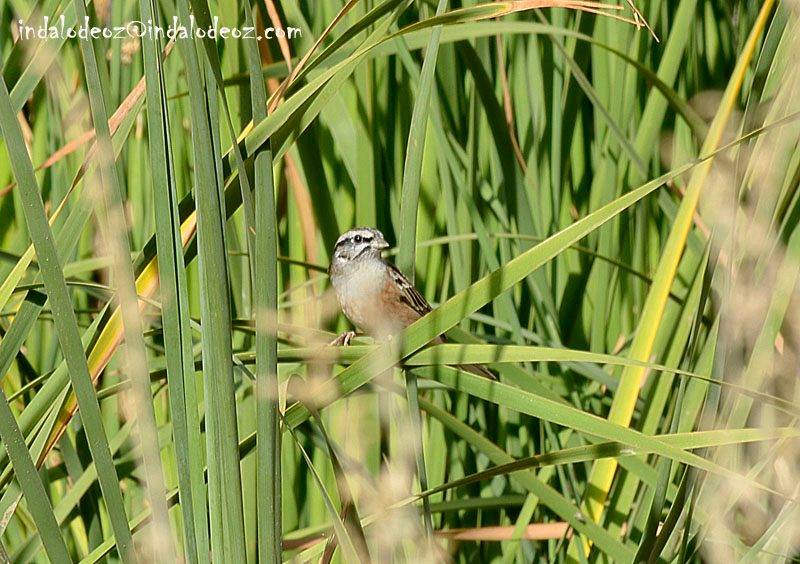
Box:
xmin=386 ymin=261 xmax=494 ymax=378
xmin=385 ymin=261 xmax=432 ymax=317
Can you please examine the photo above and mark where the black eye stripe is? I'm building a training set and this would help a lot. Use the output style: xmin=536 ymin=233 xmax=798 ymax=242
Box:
xmin=335 ymin=232 xmax=375 ymax=248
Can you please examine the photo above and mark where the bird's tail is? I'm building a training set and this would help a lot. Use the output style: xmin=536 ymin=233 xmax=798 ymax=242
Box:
xmin=456 ymin=363 xmax=496 ymax=380
xmin=434 ymin=335 xmax=496 ymax=379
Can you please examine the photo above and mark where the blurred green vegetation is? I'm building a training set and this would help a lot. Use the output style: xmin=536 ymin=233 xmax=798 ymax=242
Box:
xmin=0 ymin=0 xmax=798 ymax=562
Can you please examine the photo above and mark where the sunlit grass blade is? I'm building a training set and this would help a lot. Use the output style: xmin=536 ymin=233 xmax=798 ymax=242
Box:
xmin=573 ymin=2 xmax=778 ymax=556
xmin=417 ymin=426 xmax=799 ymax=501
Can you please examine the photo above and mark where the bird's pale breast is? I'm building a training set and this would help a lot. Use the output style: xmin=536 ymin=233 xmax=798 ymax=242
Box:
xmin=334 ymin=260 xmax=409 ymax=338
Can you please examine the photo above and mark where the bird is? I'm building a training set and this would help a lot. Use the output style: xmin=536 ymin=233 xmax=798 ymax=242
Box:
xmin=328 ymin=227 xmax=494 ymax=379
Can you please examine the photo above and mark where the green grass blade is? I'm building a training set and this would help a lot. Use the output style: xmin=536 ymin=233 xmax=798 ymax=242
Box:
xmin=397 ymin=0 xmax=447 ymax=274
xmin=0 ymin=291 xmax=70 ymax=563
xmin=0 ymin=73 xmax=135 ymax=560
xmin=137 ymin=0 xmax=209 ymax=560
xmin=396 ymin=0 xmax=449 ymax=540
xmin=242 ymin=1 xmax=282 ymax=561
xmin=573 ymin=2 xmax=778 ymax=555
xmin=286 ymin=425 xmax=360 ymax=563
xmin=418 ymin=426 xmax=799 ymax=501
xmin=284 ymin=120 xmax=784 ymax=429
xmin=173 ymin=0 xmax=246 ymax=558
xmin=69 ymin=0 xmax=173 ymax=556
xmin=418 ymin=397 xmax=633 ymax=561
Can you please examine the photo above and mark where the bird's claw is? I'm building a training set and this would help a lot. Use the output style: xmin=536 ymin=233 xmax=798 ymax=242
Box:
xmin=330 ymin=331 xmax=356 ymax=346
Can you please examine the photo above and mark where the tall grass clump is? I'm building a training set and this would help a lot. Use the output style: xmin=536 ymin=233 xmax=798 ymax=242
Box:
xmin=0 ymin=0 xmax=799 ymax=562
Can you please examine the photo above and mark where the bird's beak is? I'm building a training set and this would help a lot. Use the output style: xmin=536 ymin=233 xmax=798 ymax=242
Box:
xmin=377 ymin=239 xmax=390 ymax=249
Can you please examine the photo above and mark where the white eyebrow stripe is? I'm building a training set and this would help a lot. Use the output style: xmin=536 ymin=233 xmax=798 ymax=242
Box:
xmin=336 ymin=228 xmax=378 ymax=247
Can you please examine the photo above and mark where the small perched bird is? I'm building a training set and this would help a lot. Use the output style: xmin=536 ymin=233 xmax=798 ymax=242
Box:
xmin=328 ymin=227 xmax=494 ymax=379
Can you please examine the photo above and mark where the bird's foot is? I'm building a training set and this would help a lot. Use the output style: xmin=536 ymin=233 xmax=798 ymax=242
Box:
xmin=330 ymin=330 xmax=357 ymax=346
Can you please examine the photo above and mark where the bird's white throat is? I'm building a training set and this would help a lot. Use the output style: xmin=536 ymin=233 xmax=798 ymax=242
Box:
xmin=331 ymin=257 xmax=387 ymax=305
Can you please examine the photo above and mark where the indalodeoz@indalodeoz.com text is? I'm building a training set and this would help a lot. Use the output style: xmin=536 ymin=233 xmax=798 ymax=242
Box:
xmin=15 ymin=15 xmax=302 ymax=41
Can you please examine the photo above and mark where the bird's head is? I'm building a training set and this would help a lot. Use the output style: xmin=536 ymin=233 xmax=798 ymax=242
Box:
xmin=332 ymin=227 xmax=389 ymax=263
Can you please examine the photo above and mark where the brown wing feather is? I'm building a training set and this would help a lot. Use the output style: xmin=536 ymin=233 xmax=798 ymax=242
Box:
xmin=385 ymin=261 xmax=431 ymax=317
xmin=384 ymin=261 xmax=494 ymax=379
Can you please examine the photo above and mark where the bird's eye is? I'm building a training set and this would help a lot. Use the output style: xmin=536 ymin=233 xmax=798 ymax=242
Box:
xmin=353 ymin=235 xmax=363 ymax=243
